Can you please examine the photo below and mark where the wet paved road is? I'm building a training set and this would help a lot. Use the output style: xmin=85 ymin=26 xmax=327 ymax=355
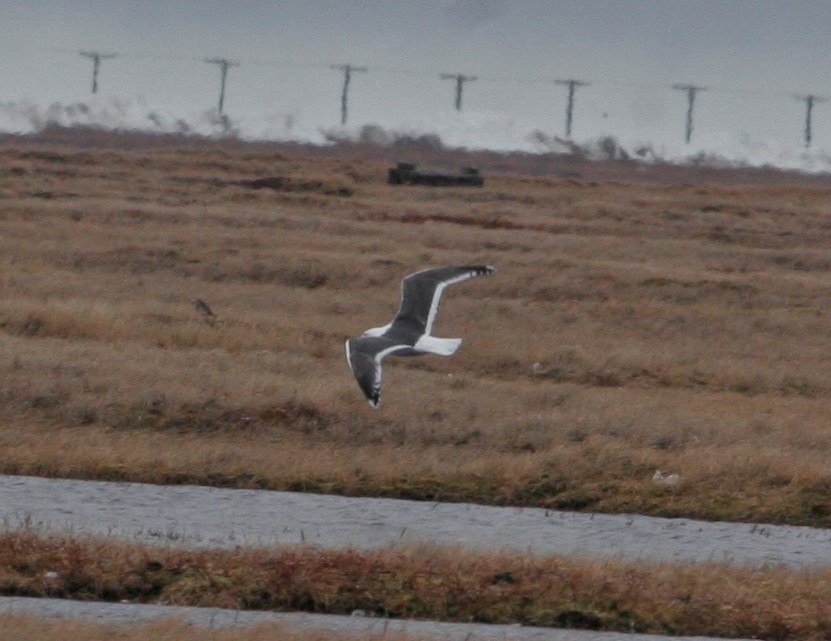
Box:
xmin=2 ymin=474 xmax=822 ymax=641
xmin=1 ymin=474 xmax=830 ymax=567
xmin=0 ymin=596 xmax=753 ymax=641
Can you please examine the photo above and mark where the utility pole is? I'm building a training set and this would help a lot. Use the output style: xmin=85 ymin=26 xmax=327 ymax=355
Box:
xmin=331 ymin=64 xmax=367 ymax=125
xmin=796 ymin=94 xmax=827 ymax=148
xmin=204 ymin=58 xmax=239 ymax=115
xmin=79 ymin=50 xmax=116 ymax=94
xmin=673 ymin=84 xmax=705 ymax=144
xmin=440 ymin=73 xmax=477 ymax=111
xmin=555 ymin=79 xmax=588 ymax=137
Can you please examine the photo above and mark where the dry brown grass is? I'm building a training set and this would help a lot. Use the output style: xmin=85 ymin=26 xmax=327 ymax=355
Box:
xmin=2 ymin=134 xmax=831 ymax=524
xmin=2 ymin=530 xmax=831 ymax=639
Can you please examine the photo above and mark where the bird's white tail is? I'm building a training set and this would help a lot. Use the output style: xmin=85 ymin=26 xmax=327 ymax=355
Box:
xmin=414 ymin=335 xmax=462 ymax=356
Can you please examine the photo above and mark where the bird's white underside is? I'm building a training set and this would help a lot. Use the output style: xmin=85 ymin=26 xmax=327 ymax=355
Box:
xmin=413 ymin=335 xmax=462 ymax=355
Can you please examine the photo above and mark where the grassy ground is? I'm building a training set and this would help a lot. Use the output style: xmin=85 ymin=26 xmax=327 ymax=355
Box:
xmin=2 ymin=530 xmax=831 ymax=639
xmin=1 ymin=134 xmax=831 ymax=527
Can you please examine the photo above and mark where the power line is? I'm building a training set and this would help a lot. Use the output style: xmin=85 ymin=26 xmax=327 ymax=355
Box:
xmin=10 ymin=44 xmax=827 ymax=100
xmin=555 ymin=79 xmax=588 ymax=138
xmin=673 ymin=84 xmax=706 ymax=144
xmin=331 ymin=64 xmax=367 ymax=125
xmin=204 ymin=57 xmax=239 ymax=115
xmin=796 ymin=94 xmax=827 ymax=148
xmin=440 ymin=73 xmax=477 ymax=111
xmin=79 ymin=50 xmax=115 ymax=94
xmin=5 ymin=44 xmax=830 ymax=147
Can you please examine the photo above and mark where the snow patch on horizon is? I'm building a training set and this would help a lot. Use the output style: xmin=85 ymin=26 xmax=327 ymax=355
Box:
xmin=1 ymin=95 xmax=829 ymax=174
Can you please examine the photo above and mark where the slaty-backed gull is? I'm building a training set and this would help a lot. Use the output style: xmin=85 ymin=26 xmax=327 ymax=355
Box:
xmin=345 ymin=265 xmax=495 ymax=408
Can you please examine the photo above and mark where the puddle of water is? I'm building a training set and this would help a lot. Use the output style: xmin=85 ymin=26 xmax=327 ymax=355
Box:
xmin=1 ymin=474 xmax=830 ymax=567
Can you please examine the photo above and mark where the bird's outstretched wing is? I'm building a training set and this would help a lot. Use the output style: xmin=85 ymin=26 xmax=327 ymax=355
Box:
xmin=394 ymin=265 xmax=495 ymax=335
xmin=345 ymin=337 xmax=410 ymax=408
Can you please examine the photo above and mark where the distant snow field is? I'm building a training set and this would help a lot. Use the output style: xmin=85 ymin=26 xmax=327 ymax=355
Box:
xmin=1 ymin=95 xmax=830 ymax=174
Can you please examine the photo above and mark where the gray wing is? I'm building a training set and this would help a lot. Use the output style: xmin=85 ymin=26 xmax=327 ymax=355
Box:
xmin=393 ymin=265 xmax=495 ymax=335
xmin=345 ymin=337 xmax=410 ymax=408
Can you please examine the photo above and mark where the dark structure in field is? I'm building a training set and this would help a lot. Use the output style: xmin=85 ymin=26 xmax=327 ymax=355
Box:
xmin=387 ymin=162 xmax=484 ymax=187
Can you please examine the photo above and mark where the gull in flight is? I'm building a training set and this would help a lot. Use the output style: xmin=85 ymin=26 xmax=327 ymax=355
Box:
xmin=345 ymin=265 xmax=495 ymax=407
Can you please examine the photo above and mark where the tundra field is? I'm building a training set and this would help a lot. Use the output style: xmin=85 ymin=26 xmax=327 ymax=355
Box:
xmin=2 ymin=130 xmax=831 ymax=526
xmin=2 ymin=129 xmax=831 ymax=638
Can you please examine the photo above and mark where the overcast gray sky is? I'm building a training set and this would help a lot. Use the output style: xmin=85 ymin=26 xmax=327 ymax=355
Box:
xmin=1 ymin=1 xmax=830 ymax=152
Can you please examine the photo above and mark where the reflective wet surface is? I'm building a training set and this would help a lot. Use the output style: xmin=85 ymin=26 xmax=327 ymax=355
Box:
xmin=0 ymin=596 xmax=752 ymax=641
xmin=2 ymin=474 xmax=830 ymax=567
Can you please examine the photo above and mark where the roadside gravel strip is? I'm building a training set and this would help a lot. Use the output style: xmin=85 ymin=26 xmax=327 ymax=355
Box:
xmin=0 ymin=596 xmax=753 ymax=641
xmin=2 ymin=474 xmax=831 ymax=566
